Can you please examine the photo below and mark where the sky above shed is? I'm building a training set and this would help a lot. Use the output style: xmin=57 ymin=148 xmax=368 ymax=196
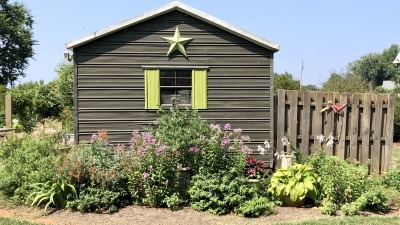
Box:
xmin=14 ymin=0 xmax=400 ymax=86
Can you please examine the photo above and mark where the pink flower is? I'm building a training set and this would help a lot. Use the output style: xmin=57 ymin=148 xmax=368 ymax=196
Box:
xmin=223 ymin=123 xmax=232 ymax=130
xmin=91 ymin=134 xmax=98 ymax=141
xmin=156 ymin=144 xmax=167 ymax=154
xmin=143 ymin=172 xmax=149 ymax=179
xmin=233 ymin=128 xmax=242 ymax=133
xmin=189 ymin=146 xmax=200 ymax=153
xmin=220 ymin=136 xmax=231 ymax=146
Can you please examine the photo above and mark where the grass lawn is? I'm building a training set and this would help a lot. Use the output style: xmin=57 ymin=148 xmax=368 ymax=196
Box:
xmin=277 ymin=216 xmax=400 ymax=225
xmin=0 ymin=218 xmax=40 ymax=225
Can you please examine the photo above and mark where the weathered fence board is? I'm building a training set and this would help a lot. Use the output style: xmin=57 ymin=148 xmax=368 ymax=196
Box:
xmin=274 ymin=90 xmax=395 ymax=173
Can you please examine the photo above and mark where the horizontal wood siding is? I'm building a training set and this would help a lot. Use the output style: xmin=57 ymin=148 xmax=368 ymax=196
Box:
xmin=74 ymin=11 xmax=273 ymax=163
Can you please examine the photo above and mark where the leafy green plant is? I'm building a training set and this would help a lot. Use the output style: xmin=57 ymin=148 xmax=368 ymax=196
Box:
xmin=27 ymin=178 xmax=77 ymax=212
xmin=268 ymin=164 xmax=320 ymax=204
xmin=234 ymin=197 xmax=274 ymax=217
xmin=189 ymin=171 xmax=263 ymax=215
xmin=61 ymin=130 xmax=130 ymax=213
xmin=163 ymin=193 xmax=180 ymax=211
xmin=307 ymin=151 xmax=370 ymax=213
xmin=0 ymin=134 xmax=61 ymax=204
xmin=123 ymin=130 xmax=178 ymax=208
xmin=380 ymin=167 xmax=400 ymax=191
xmin=66 ymin=187 xmax=120 ymax=213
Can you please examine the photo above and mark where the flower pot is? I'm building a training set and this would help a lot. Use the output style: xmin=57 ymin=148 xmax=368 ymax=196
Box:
xmin=247 ymin=179 xmax=262 ymax=189
xmin=280 ymin=195 xmax=306 ymax=207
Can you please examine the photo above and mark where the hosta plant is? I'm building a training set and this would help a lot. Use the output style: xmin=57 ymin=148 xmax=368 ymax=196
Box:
xmin=268 ymin=163 xmax=320 ymax=206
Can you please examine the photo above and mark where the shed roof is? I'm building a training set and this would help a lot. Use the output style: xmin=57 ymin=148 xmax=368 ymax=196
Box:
xmin=65 ymin=1 xmax=280 ymax=52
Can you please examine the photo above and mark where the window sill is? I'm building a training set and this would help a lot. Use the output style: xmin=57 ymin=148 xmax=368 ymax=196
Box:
xmin=161 ymin=104 xmax=192 ymax=110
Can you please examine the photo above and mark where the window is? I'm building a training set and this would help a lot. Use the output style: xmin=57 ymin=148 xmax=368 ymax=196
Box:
xmin=144 ymin=68 xmax=207 ymax=110
xmin=160 ymin=69 xmax=192 ymax=105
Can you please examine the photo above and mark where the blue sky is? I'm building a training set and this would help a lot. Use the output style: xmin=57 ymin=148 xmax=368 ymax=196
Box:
xmin=15 ymin=0 xmax=400 ymax=86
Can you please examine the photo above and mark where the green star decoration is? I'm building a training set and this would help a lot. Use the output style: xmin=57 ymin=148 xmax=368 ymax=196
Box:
xmin=161 ymin=26 xmax=193 ymax=57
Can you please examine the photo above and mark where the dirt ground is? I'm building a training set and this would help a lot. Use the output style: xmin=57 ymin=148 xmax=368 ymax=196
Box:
xmin=0 ymin=204 xmax=399 ymax=225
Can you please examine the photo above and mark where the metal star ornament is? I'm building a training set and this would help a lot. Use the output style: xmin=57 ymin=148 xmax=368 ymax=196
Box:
xmin=161 ymin=26 xmax=193 ymax=57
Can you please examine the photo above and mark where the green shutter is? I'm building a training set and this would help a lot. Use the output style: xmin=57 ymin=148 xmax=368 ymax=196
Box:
xmin=192 ymin=69 xmax=207 ymax=109
xmin=144 ymin=69 xmax=160 ymax=110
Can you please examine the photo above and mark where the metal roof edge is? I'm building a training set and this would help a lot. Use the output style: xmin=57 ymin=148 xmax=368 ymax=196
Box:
xmin=66 ymin=1 xmax=280 ymax=52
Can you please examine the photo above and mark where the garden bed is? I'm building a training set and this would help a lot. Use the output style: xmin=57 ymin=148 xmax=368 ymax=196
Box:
xmin=2 ymin=205 xmax=399 ymax=225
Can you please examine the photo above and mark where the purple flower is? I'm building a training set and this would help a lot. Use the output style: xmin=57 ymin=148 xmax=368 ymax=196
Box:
xmin=189 ymin=146 xmax=200 ymax=153
xmin=210 ymin=136 xmax=217 ymax=142
xmin=220 ymin=136 xmax=231 ymax=146
xmin=91 ymin=134 xmax=98 ymax=141
xmin=201 ymin=135 xmax=206 ymax=142
xmin=143 ymin=172 xmax=149 ymax=179
xmin=233 ymin=128 xmax=242 ymax=133
xmin=223 ymin=123 xmax=231 ymax=130
xmin=210 ymin=124 xmax=221 ymax=132
xmin=156 ymin=144 xmax=167 ymax=154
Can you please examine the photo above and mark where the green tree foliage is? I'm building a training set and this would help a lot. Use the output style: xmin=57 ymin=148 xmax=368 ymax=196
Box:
xmin=321 ymin=72 xmax=369 ymax=93
xmin=54 ymin=62 xmax=74 ymax=131
xmin=301 ymin=84 xmax=320 ymax=91
xmin=10 ymin=81 xmax=62 ymax=132
xmin=54 ymin=62 xmax=73 ymax=108
xmin=0 ymin=0 xmax=35 ymax=86
xmin=348 ymin=44 xmax=400 ymax=89
xmin=274 ymin=72 xmax=300 ymax=94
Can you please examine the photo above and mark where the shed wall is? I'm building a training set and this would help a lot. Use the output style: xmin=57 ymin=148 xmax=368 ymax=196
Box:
xmin=74 ymin=11 xmax=273 ymax=162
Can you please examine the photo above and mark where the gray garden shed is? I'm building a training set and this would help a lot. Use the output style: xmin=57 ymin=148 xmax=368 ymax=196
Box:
xmin=66 ymin=1 xmax=279 ymax=165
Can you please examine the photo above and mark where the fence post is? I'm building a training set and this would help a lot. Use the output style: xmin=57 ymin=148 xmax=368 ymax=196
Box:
xmin=5 ymin=95 xmax=11 ymax=128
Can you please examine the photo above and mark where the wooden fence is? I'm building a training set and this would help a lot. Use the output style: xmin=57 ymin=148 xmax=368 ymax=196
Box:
xmin=274 ymin=90 xmax=395 ymax=174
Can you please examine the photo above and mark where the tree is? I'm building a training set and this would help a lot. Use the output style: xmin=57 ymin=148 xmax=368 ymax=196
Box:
xmin=348 ymin=44 xmax=399 ymax=89
xmin=0 ymin=0 xmax=35 ymax=86
xmin=10 ymin=81 xmax=62 ymax=133
xmin=321 ymin=72 xmax=369 ymax=93
xmin=274 ymin=72 xmax=300 ymax=94
xmin=54 ymin=62 xmax=74 ymax=131
xmin=301 ymin=84 xmax=320 ymax=91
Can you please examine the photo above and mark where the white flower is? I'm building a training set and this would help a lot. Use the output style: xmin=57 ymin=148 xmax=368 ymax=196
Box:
xmin=258 ymin=145 xmax=265 ymax=155
xmin=326 ymin=133 xmax=334 ymax=148
xmin=281 ymin=136 xmax=290 ymax=146
xmin=316 ymin=134 xmax=325 ymax=143
xmin=264 ymin=140 xmax=271 ymax=149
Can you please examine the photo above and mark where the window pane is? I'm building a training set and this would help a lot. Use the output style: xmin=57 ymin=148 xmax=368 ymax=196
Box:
xmin=176 ymin=70 xmax=191 ymax=77
xmin=160 ymin=70 xmax=175 ymax=78
xmin=160 ymin=78 xmax=175 ymax=86
xmin=176 ymin=78 xmax=191 ymax=86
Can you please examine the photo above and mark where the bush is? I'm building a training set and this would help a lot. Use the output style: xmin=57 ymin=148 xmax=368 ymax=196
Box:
xmin=0 ymin=134 xmax=61 ymax=204
xmin=234 ymin=197 xmax=274 ymax=217
xmin=307 ymin=151 xmax=370 ymax=213
xmin=123 ymin=130 xmax=179 ymax=208
xmin=149 ymin=106 xmax=212 ymax=174
xmin=380 ymin=167 xmax=400 ymax=191
xmin=61 ymin=131 xmax=130 ymax=212
xmin=341 ymin=187 xmax=390 ymax=216
xmin=189 ymin=171 xmax=265 ymax=216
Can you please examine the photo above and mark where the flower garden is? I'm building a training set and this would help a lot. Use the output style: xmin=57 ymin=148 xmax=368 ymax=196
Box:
xmin=0 ymin=105 xmax=400 ymax=218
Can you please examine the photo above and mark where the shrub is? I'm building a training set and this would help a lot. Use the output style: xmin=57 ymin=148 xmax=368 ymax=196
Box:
xmin=341 ymin=187 xmax=390 ymax=216
xmin=0 ymin=134 xmax=61 ymax=204
xmin=307 ymin=151 xmax=370 ymax=213
xmin=61 ymin=131 xmax=130 ymax=212
xmin=123 ymin=130 xmax=179 ymax=208
xmin=380 ymin=168 xmax=400 ymax=191
xmin=234 ymin=197 xmax=274 ymax=217
xmin=189 ymin=171 xmax=265 ymax=216
xmin=149 ymin=106 xmax=212 ymax=173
